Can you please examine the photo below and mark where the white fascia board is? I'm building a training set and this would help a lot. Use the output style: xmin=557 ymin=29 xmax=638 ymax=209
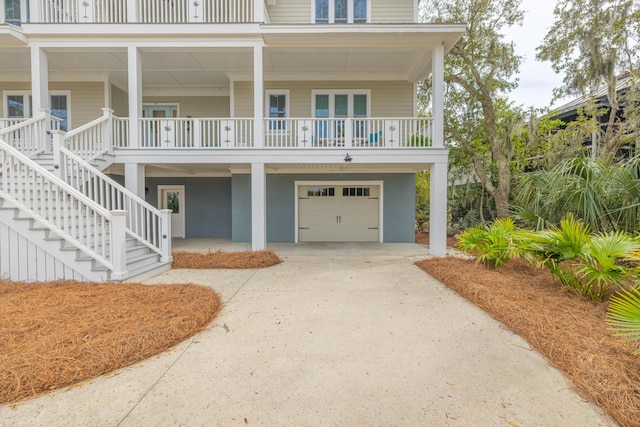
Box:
xmin=230 ymin=71 xmax=408 ymax=82
xmin=0 ymin=72 xmax=110 ymax=82
xmin=24 ymin=39 xmax=262 ymax=49
xmin=114 ymin=148 xmax=449 ymax=165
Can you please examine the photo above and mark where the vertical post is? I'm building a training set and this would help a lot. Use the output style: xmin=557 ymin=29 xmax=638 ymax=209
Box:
xmin=429 ymin=161 xmax=448 ymax=256
xmin=253 ymin=44 xmax=264 ymax=148
xmin=160 ymin=208 xmax=173 ymax=262
xmin=31 ymin=46 xmax=49 ymax=114
xmin=127 ymin=0 xmax=138 ymax=22
xmin=19 ymin=0 xmax=28 ymax=22
xmin=253 ymin=0 xmax=264 ymax=22
xmin=251 ymin=162 xmax=266 ymax=251
xmin=344 ymin=118 xmax=353 ymax=148
xmin=0 ymin=0 xmax=5 ymax=24
xmin=193 ymin=118 xmax=201 ymax=148
xmin=124 ymin=163 xmax=145 ymax=198
xmin=432 ymin=44 xmax=444 ymax=148
xmin=103 ymin=107 xmax=114 ymax=152
xmin=127 ymin=46 xmax=142 ymax=148
xmin=110 ymin=210 xmax=128 ymax=281
xmin=50 ymin=130 xmax=66 ymax=179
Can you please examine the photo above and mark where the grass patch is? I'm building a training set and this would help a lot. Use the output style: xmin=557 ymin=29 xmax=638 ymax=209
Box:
xmin=416 ymin=257 xmax=640 ymax=427
xmin=0 ymin=280 xmax=222 ymax=405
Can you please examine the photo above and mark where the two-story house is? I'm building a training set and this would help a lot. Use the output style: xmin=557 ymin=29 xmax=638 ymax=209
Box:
xmin=0 ymin=0 xmax=464 ymax=282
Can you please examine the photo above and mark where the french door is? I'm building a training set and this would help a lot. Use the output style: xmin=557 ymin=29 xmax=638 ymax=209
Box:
xmin=313 ymin=92 xmax=368 ymax=146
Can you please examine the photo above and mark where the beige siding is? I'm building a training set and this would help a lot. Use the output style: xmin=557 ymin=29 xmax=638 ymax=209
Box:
xmin=111 ymin=85 xmax=128 ymax=117
xmin=265 ymin=0 xmax=415 ymax=24
xmin=235 ymin=81 xmax=413 ymax=117
xmin=0 ymin=82 xmax=105 ymax=128
xmin=143 ymin=96 xmax=230 ymax=118
xmin=266 ymin=0 xmax=311 ymax=24
xmin=371 ymin=0 xmax=415 ymax=23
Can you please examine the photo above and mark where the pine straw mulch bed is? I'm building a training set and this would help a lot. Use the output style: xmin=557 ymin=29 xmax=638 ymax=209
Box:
xmin=0 ymin=280 xmax=222 ymax=405
xmin=172 ymin=250 xmax=282 ymax=269
xmin=416 ymin=257 xmax=640 ymax=427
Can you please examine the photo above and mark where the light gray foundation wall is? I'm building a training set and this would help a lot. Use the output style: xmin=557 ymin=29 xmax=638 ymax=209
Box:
xmin=266 ymin=173 xmax=416 ymax=243
xmin=144 ymin=177 xmax=232 ymax=238
xmin=231 ymin=174 xmax=252 ymax=242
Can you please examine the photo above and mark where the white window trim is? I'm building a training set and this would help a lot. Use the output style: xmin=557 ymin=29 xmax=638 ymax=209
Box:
xmin=311 ymin=0 xmax=371 ymax=24
xmin=3 ymin=90 xmax=72 ymax=130
xmin=311 ymin=89 xmax=371 ymax=118
xmin=294 ymin=180 xmax=384 ymax=243
xmin=265 ymin=89 xmax=290 ymax=133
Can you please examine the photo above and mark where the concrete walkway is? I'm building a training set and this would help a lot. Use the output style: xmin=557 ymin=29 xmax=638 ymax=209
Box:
xmin=0 ymin=244 xmax=616 ymax=426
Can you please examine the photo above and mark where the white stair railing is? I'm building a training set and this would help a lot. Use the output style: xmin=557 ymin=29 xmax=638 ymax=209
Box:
xmin=0 ymin=139 xmax=127 ymax=279
xmin=0 ymin=113 xmax=50 ymax=157
xmin=64 ymin=108 xmax=113 ymax=162
xmin=52 ymin=132 xmax=171 ymax=262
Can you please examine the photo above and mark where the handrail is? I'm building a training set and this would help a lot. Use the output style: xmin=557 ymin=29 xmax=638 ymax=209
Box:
xmin=0 ymin=115 xmax=49 ymax=157
xmin=64 ymin=109 xmax=112 ymax=162
xmin=57 ymin=143 xmax=166 ymax=258
xmin=0 ymin=139 xmax=114 ymax=270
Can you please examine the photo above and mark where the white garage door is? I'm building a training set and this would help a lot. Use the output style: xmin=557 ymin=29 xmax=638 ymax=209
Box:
xmin=298 ymin=184 xmax=380 ymax=242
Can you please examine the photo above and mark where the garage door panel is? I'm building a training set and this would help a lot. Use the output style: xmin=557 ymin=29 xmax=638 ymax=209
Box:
xmin=299 ymin=184 xmax=380 ymax=242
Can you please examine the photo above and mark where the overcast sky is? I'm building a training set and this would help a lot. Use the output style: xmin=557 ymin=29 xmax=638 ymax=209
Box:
xmin=503 ymin=0 xmax=568 ymax=111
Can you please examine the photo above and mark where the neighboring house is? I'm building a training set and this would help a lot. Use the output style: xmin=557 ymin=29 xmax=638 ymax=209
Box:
xmin=552 ymin=73 xmax=637 ymax=159
xmin=0 ymin=0 xmax=465 ymax=282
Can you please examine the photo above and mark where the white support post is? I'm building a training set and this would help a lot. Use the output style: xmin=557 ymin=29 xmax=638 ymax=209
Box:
xmin=429 ymin=161 xmax=448 ymax=256
xmin=29 ymin=0 xmax=40 ymax=22
xmin=124 ymin=163 xmax=145 ymax=198
xmin=127 ymin=46 xmax=142 ymax=148
xmin=50 ymin=130 xmax=66 ymax=179
xmin=344 ymin=118 xmax=353 ymax=148
xmin=127 ymin=0 xmax=138 ymax=22
xmin=160 ymin=209 xmax=173 ymax=262
xmin=0 ymin=1 xmax=5 ymax=24
xmin=102 ymin=107 xmax=114 ymax=152
xmin=251 ymin=162 xmax=266 ymax=251
xmin=31 ymin=46 xmax=49 ymax=114
xmin=253 ymin=0 xmax=264 ymax=22
xmin=432 ymin=44 xmax=445 ymax=148
xmin=253 ymin=45 xmax=264 ymax=148
xmin=110 ymin=210 xmax=128 ymax=281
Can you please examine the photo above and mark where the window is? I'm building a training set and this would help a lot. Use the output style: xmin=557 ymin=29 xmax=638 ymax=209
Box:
xmin=315 ymin=0 xmax=368 ymax=24
xmin=343 ymin=187 xmax=370 ymax=197
xmin=3 ymin=91 xmax=70 ymax=131
xmin=266 ymin=90 xmax=289 ymax=131
xmin=308 ymin=187 xmax=335 ymax=197
xmin=4 ymin=0 xmax=21 ymax=24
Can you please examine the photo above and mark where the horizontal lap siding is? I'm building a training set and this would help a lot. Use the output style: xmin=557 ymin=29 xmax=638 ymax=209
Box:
xmin=143 ymin=96 xmax=230 ymax=117
xmin=265 ymin=0 xmax=311 ymax=24
xmin=111 ymin=85 xmax=128 ymax=117
xmin=259 ymin=81 xmax=414 ymax=117
xmin=371 ymin=0 xmax=415 ymax=23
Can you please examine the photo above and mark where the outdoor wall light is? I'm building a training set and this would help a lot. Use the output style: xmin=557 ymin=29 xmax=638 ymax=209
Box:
xmin=344 ymin=153 xmax=352 ymax=162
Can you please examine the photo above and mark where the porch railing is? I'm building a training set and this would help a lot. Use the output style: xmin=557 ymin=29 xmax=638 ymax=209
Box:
xmin=0 ymin=113 xmax=62 ymax=157
xmin=29 ymin=0 xmax=255 ymax=23
xmin=64 ymin=108 xmax=113 ymax=162
xmin=138 ymin=118 xmax=254 ymax=148
xmin=263 ymin=118 xmax=434 ymax=149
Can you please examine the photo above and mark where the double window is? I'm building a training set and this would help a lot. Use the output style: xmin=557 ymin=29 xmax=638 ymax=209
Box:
xmin=4 ymin=91 xmax=70 ymax=131
xmin=315 ymin=0 xmax=368 ymax=24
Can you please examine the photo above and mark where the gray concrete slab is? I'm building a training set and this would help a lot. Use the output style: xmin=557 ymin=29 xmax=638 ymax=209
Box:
xmin=0 ymin=246 xmax=616 ymax=426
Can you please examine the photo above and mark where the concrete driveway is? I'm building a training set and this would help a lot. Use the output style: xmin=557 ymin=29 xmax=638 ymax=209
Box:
xmin=0 ymin=244 xmax=615 ymax=426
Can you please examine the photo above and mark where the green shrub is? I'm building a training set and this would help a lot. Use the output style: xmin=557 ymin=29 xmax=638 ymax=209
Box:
xmin=458 ymin=217 xmax=515 ymax=267
xmin=607 ymin=287 xmax=640 ymax=354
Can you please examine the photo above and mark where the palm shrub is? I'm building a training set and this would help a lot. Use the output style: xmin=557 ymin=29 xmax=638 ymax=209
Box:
xmin=514 ymin=214 xmax=640 ymax=301
xmin=607 ymin=287 xmax=640 ymax=355
xmin=458 ymin=217 xmax=515 ymax=267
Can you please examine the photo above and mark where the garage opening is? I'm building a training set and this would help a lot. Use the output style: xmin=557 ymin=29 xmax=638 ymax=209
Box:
xmin=297 ymin=183 xmax=381 ymax=242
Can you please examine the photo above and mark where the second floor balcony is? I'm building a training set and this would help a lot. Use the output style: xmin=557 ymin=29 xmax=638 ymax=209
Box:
xmin=3 ymin=0 xmax=263 ymax=24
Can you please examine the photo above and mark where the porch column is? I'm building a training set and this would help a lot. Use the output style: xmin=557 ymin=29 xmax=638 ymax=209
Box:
xmin=127 ymin=46 xmax=142 ymax=148
xmin=432 ymin=44 xmax=444 ymax=148
xmin=251 ymin=162 xmax=266 ymax=251
xmin=253 ymin=44 xmax=264 ymax=148
xmin=124 ymin=163 xmax=145 ymax=199
xmin=30 ymin=46 xmax=49 ymax=114
xmin=253 ymin=0 xmax=264 ymax=23
xmin=429 ymin=161 xmax=448 ymax=256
